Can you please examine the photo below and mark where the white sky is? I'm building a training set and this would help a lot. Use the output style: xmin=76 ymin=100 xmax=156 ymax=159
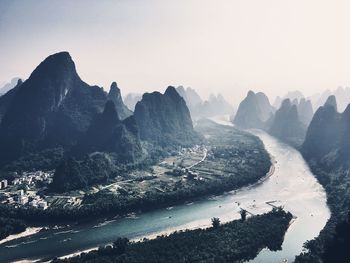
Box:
xmin=1 ymin=0 xmax=350 ymax=105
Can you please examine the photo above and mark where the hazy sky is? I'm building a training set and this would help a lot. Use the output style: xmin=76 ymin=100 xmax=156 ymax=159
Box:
xmin=1 ymin=0 xmax=350 ymax=105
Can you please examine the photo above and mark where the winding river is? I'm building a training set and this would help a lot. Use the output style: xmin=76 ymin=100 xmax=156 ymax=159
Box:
xmin=0 ymin=123 xmax=330 ymax=262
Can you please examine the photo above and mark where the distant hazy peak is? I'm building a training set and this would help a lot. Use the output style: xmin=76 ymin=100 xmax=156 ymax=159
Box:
xmin=247 ymin=90 xmax=255 ymax=97
xmin=280 ymin=98 xmax=292 ymax=108
xmin=176 ymin=85 xmax=186 ymax=95
xmin=283 ymin=90 xmax=304 ymax=101
xmin=0 ymin=77 xmax=22 ymax=95
xmin=324 ymin=95 xmax=337 ymax=111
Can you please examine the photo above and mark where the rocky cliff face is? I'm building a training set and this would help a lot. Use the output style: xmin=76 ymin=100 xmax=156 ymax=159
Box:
xmin=0 ymin=52 xmax=140 ymax=167
xmin=108 ymin=82 xmax=133 ymax=120
xmin=76 ymin=101 xmax=142 ymax=162
xmin=234 ymin=91 xmax=274 ymax=129
xmin=269 ymin=99 xmax=306 ymax=146
xmin=0 ymin=79 xmax=23 ymax=124
xmin=134 ymin=86 xmax=198 ymax=146
xmin=324 ymin=95 xmax=337 ymax=110
xmin=301 ymin=96 xmax=349 ymax=167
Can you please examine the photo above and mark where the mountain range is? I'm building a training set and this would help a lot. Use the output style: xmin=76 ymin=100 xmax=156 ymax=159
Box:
xmin=301 ymin=95 xmax=350 ymax=168
xmin=0 ymin=52 xmax=198 ymax=177
xmin=234 ymin=91 xmax=310 ymax=147
xmin=308 ymin=87 xmax=350 ymax=113
xmin=175 ymin=86 xmax=234 ymax=119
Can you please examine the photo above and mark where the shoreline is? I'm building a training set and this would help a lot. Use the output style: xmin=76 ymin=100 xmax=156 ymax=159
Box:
xmin=0 ymin=227 xmax=42 ymax=246
xmin=58 ymin=159 xmax=277 ymax=261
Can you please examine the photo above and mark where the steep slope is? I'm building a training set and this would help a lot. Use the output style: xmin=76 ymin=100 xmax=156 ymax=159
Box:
xmin=269 ymin=99 xmax=306 ymax=146
xmin=297 ymin=98 xmax=314 ymax=126
xmin=324 ymin=95 xmax=337 ymax=110
xmin=334 ymin=86 xmax=350 ymax=112
xmin=76 ymin=101 xmax=142 ymax=162
xmin=108 ymin=82 xmax=133 ymax=120
xmin=0 ymin=52 xmax=108 ymax=166
xmin=134 ymin=86 xmax=198 ymax=146
xmin=0 ymin=79 xmax=23 ymax=124
xmin=176 ymin=86 xmax=202 ymax=109
xmin=302 ymin=96 xmax=342 ymax=164
xmin=234 ymin=91 xmax=274 ymax=129
xmin=51 ymin=154 xmax=115 ymax=192
xmin=0 ymin=77 xmax=21 ymax=95
xmin=175 ymin=86 xmax=203 ymax=118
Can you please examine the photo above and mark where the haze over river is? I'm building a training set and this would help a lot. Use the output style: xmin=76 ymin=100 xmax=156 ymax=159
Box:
xmin=0 ymin=121 xmax=330 ymax=262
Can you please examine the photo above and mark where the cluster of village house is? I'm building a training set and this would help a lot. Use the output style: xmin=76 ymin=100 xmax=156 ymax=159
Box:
xmin=0 ymin=171 xmax=53 ymax=209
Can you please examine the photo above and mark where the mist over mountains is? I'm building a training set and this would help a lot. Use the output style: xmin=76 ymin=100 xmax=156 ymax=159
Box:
xmin=2 ymin=51 xmax=350 ymax=262
xmin=124 ymin=93 xmax=142 ymax=111
xmin=0 ymin=77 xmax=21 ymax=96
xmin=233 ymin=90 xmax=312 ymax=147
xmin=308 ymin=87 xmax=350 ymax=113
xmin=175 ymin=86 xmax=234 ymax=120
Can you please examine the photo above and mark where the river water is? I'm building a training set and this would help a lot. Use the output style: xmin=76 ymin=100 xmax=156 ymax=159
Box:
xmin=0 ymin=124 xmax=330 ymax=262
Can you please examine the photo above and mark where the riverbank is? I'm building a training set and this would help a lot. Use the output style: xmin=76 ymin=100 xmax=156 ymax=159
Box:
xmin=294 ymin=162 xmax=350 ymax=262
xmin=57 ymin=159 xmax=276 ymax=261
xmin=55 ymin=209 xmax=293 ymax=263
xmin=0 ymin=126 xmax=330 ymax=263
xmin=0 ymin=119 xmax=271 ymax=232
xmin=0 ymin=227 xmax=42 ymax=245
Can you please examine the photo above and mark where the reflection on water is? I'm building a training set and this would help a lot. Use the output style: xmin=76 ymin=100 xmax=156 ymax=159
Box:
xmin=0 ymin=124 xmax=330 ymax=263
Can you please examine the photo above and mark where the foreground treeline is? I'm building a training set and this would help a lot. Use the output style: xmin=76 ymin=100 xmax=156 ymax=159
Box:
xmin=0 ymin=216 xmax=26 ymax=240
xmin=295 ymin=165 xmax=350 ymax=263
xmin=54 ymin=208 xmax=292 ymax=263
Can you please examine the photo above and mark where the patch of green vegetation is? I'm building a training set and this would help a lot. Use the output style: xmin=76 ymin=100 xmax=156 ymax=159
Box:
xmin=53 ymin=208 xmax=292 ymax=263
xmin=0 ymin=217 xmax=26 ymax=240
xmin=295 ymin=162 xmax=350 ymax=262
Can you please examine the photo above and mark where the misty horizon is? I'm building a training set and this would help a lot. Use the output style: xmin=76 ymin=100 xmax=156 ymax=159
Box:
xmin=2 ymin=0 xmax=350 ymax=105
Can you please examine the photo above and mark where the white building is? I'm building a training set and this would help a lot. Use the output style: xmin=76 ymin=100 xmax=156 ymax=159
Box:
xmin=13 ymin=178 xmax=20 ymax=185
xmin=1 ymin=179 xmax=8 ymax=188
xmin=37 ymin=201 xmax=48 ymax=210
xmin=18 ymin=195 xmax=28 ymax=205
